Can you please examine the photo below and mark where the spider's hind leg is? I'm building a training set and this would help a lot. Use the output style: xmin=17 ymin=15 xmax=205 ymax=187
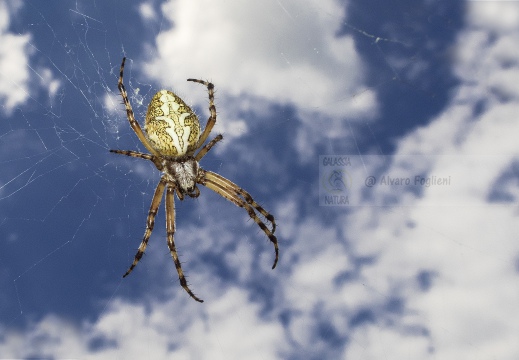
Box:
xmin=166 ymin=185 xmax=204 ymax=303
xmin=123 ymin=177 xmax=166 ymax=277
xmin=200 ymin=170 xmax=279 ymax=269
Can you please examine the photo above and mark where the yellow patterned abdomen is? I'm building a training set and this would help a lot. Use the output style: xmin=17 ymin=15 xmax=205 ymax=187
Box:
xmin=144 ymin=90 xmax=201 ymax=157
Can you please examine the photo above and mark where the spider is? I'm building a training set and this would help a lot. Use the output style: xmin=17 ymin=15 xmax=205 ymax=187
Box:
xmin=110 ymin=57 xmax=279 ymax=303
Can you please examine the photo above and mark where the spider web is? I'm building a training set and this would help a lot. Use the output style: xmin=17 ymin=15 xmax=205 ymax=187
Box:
xmin=2 ymin=0 xmax=519 ymax=359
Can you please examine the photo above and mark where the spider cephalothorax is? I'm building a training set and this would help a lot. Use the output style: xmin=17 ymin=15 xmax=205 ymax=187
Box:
xmin=163 ymin=156 xmax=200 ymax=198
xmin=110 ymin=57 xmax=278 ymax=303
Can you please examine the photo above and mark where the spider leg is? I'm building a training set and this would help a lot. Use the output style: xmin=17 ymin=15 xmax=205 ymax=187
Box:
xmin=123 ymin=177 xmax=167 ymax=277
xmin=203 ymin=171 xmax=276 ymax=232
xmin=166 ymin=184 xmax=204 ymax=303
xmin=109 ymin=149 xmax=164 ymax=170
xmin=199 ymin=170 xmax=279 ymax=269
xmin=187 ymin=78 xmax=216 ymax=149
xmin=118 ymin=57 xmax=161 ymax=157
xmin=194 ymin=134 xmax=223 ymax=161
xmin=110 ymin=149 xmax=155 ymax=161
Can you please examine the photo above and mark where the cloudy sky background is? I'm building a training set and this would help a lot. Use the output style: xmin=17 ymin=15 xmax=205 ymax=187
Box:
xmin=1 ymin=0 xmax=519 ymax=358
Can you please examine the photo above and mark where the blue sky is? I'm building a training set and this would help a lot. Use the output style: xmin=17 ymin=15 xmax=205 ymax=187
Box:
xmin=1 ymin=0 xmax=519 ymax=358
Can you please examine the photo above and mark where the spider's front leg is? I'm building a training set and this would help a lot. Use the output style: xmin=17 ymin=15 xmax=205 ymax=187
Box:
xmin=109 ymin=149 xmax=164 ymax=171
xmin=118 ymin=57 xmax=161 ymax=157
xmin=166 ymin=184 xmax=204 ymax=303
xmin=187 ymin=78 xmax=216 ymax=150
xmin=195 ymin=134 xmax=223 ymax=161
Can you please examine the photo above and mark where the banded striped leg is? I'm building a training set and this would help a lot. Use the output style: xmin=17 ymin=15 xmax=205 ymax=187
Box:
xmin=123 ymin=177 xmax=167 ymax=277
xmin=110 ymin=149 xmax=154 ymax=161
xmin=166 ymin=185 xmax=204 ymax=302
xmin=187 ymin=78 xmax=216 ymax=149
xmin=200 ymin=170 xmax=279 ymax=269
xmin=194 ymin=134 xmax=223 ymax=161
xmin=118 ymin=57 xmax=161 ymax=157
xmin=109 ymin=149 xmax=163 ymax=171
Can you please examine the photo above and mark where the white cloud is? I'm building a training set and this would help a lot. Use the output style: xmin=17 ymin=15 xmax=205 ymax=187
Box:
xmin=0 ymin=1 xmax=31 ymax=114
xmin=344 ymin=325 xmax=431 ymax=359
xmin=0 ymin=1 xmax=61 ymax=115
xmin=6 ymin=1 xmax=519 ymax=359
xmin=0 ymin=289 xmax=284 ymax=359
xmin=134 ymin=0 xmax=382 ymax=163
xmin=140 ymin=2 xmax=519 ymax=356
xmin=468 ymin=1 xmax=519 ymax=31
xmin=338 ymin=1 xmax=519 ymax=358
xmin=143 ymin=0 xmax=377 ymax=121
xmin=139 ymin=2 xmax=157 ymax=22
